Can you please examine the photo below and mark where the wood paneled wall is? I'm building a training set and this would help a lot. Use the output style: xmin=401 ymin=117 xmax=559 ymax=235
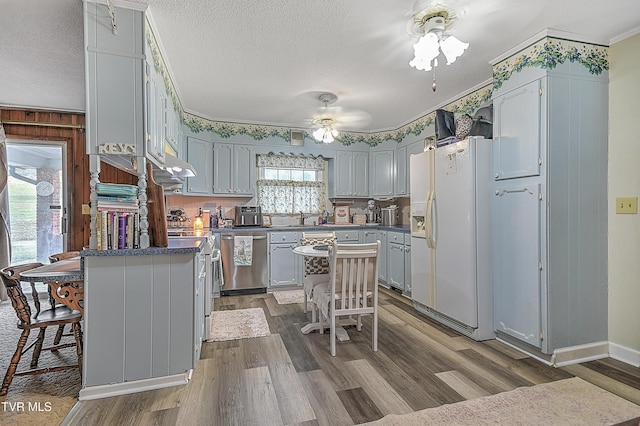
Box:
xmin=0 ymin=108 xmax=136 ymax=252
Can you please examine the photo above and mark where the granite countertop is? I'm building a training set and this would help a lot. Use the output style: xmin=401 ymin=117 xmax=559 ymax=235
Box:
xmin=81 ymin=236 xmax=208 ymax=257
xmin=210 ymin=224 xmax=411 ymax=233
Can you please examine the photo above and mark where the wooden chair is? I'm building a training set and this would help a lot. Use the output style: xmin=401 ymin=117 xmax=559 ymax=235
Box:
xmin=300 ymin=232 xmax=336 ymax=318
xmin=48 ymin=251 xmax=80 ymax=263
xmin=0 ymin=263 xmax=83 ymax=396
xmin=48 ymin=251 xmax=81 ymax=345
xmin=313 ymin=241 xmax=380 ymax=356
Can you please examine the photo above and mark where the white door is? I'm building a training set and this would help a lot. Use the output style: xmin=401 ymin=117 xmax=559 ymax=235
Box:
xmin=434 ymin=140 xmax=478 ymax=327
xmin=6 ymin=140 xmax=67 ymax=265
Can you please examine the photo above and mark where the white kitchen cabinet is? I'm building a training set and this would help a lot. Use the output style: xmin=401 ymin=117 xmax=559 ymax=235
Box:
xmin=404 ymin=234 xmax=411 ymax=294
xmin=491 ymin=54 xmax=608 ymax=359
xmin=388 ymin=240 xmax=405 ymax=291
xmin=185 ymin=137 xmax=213 ymax=195
xmin=363 ymin=229 xmax=387 ymax=283
xmin=394 ymin=146 xmax=407 ymax=196
xmin=85 ymin=4 xmax=145 ymax=159
xmin=145 ymin=72 xmax=166 ymax=164
xmin=269 ymin=232 xmax=302 ymax=287
xmin=395 ymin=141 xmax=425 ymax=197
xmin=370 ymin=150 xmax=394 ymax=198
xmin=328 ymin=151 xmax=369 ymax=198
xmin=213 ymin=143 xmax=255 ymax=196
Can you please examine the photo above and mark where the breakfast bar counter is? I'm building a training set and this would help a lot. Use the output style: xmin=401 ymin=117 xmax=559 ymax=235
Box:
xmin=78 ymin=237 xmax=211 ymax=401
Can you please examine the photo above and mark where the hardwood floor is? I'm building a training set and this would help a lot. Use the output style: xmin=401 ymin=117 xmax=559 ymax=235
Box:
xmin=65 ymin=288 xmax=640 ymax=425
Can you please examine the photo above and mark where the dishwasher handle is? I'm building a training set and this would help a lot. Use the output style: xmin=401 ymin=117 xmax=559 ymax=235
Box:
xmin=221 ymin=235 xmax=267 ymax=240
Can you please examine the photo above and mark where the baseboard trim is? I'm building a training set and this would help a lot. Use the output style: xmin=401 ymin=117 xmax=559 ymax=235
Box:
xmin=78 ymin=372 xmax=190 ymax=401
xmin=552 ymin=341 xmax=609 ymax=367
xmin=609 ymin=342 xmax=640 ymax=367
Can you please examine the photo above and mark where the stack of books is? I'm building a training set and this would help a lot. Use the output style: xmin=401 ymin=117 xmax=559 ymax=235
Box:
xmin=95 ymin=183 xmax=140 ymax=250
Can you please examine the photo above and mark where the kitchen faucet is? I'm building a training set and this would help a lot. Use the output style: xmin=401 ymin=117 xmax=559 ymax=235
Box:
xmin=299 ymin=211 xmax=305 ymax=225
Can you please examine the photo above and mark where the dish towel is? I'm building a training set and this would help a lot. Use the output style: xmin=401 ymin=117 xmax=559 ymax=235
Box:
xmin=233 ymin=235 xmax=253 ymax=266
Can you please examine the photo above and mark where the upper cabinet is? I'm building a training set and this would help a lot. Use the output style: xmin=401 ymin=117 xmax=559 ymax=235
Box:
xmin=213 ymin=143 xmax=255 ymax=196
xmin=85 ymin=3 xmax=145 ymax=160
xmin=370 ymin=150 xmax=394 ymax=198
xmin=395 ymin=140 xmax=425 ymax=197
xmin=185 ymin=137 xmax=213 ymax=195
xmin=328 ymin=151 xmax=369 ymax=198
xmin=493 ymin=79 xmax=542 ymax=180
xmin=145 ymin=66 xmax=165 ymax=164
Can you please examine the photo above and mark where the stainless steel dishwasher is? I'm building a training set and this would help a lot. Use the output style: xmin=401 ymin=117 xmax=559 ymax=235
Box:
xmin=220 ymin=232 xmax=268 ymax=296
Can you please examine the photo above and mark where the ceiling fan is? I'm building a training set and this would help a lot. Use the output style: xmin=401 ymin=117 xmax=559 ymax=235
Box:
xmin=304 ymin=92 xmax=372 ymax=144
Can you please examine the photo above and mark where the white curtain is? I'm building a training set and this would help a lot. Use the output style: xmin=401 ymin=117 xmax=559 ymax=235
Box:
xmin=0 ymin=124 xmax=11 ymax=301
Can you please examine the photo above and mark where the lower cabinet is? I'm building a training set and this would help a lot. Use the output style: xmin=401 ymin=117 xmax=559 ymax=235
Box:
xmin=269 ymin=232 xmax=302 ymax=287
xmin=404 ymin=234 xmax=411 ymax=294
xmin=387 ymin=231 xmax=412 ymax=294
xmin=362 ymin=229 xmax=387 ymax=283
xmin=82 ymin=252 xmax=200 ymax=398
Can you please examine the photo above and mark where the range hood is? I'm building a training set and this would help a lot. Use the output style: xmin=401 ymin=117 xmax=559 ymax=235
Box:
xmin=151 ymin=153 xmax=197 ymax=192
xmin=160 ymin=153 xmax=197 ymax=178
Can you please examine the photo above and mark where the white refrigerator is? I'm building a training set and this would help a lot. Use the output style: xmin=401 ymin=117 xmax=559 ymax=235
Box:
xmin=410 ymin=137 xmax=494 ymax=340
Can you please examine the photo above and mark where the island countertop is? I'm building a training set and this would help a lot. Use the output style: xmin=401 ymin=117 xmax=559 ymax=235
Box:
xmin=80 ymin=236 xmax=208 ymax=257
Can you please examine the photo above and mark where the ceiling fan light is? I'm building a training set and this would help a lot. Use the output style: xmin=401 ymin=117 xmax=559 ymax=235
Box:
xmin=312 ymin=127 xmax=325 ymax=141
xmin=322 ymin=131 xmax=334 ymax=144
xmin=440 ymin=35 xmax=468 ymax=65
xmin=330 ymin=128 xmax=339 ymax=137
xmin=410 ymin=32 xmax=439 ymax=71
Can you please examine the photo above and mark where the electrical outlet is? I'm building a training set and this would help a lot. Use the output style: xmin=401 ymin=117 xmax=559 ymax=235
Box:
xmin=616 ymin=197 xmax=638 ymax=214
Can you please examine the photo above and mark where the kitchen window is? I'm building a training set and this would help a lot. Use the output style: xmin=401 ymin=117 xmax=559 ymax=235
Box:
xmin=256 ymin=154 xmax=326 ymax=214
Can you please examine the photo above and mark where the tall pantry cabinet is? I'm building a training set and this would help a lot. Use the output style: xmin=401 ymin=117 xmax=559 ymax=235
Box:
xmin=491 ymin=34 xmax=609 ymax=364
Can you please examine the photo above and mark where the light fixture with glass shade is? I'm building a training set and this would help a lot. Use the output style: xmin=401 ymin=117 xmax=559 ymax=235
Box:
xmin=311 ymin=93 xmax=340 ymax=144
xmin=312 ymin=118 xmax=339 ymax=144
xmin=408 ymin=8 xmax=468 ymax=91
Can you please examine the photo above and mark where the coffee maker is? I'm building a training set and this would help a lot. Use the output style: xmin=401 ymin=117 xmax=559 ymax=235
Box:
xmin=366 ymin=200 xmax=378 ymax=224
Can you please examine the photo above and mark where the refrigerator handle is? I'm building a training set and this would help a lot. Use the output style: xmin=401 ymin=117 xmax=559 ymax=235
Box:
xmin=426 ymin=190 xmax=435 ymax=249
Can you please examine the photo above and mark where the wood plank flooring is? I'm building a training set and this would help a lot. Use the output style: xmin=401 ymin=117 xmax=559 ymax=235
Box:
xmin=65 ymin=288 xmax=640 ymax=425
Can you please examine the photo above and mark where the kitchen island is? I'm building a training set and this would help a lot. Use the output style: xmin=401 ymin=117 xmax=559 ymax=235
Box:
xmin=78 ymin=237 xmax=210 ymax=400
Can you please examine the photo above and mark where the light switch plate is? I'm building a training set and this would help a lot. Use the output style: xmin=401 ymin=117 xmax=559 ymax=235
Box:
xmin=82 ymin=204 xmax=90 ymax=215
xmin=616 ymin=197 xmax=638 ymax=214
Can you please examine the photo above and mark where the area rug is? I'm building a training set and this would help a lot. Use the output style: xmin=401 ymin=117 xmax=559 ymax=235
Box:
xmin=272 ymin=289 xmax=305 ymax=305
xmin=365 ymin=377 xmax=640 ymax=425
xmin=209 ymin=307 xmax=271 ymax=342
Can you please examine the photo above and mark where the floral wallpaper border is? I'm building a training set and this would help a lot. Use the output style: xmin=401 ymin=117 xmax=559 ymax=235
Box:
xmin=146 ymin=20 xmax=608 ymax=147
xmin=493 ymin=36 xmax=609 ymax=91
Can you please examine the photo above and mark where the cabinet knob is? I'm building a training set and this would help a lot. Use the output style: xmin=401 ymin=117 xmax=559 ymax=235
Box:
xmin=494 ymin=173 xmax=499 ymax=178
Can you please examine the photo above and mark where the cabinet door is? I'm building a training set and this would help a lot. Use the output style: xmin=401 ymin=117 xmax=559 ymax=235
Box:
xmin=493 ymin=79 xmax=542 ymax=180
xmin=270 ymin=243 xmax=300 ymax=287
xmin=213 ymin=143 xmax=233 ymax=194
xmin=388 ymin=243 xmax=405 ymax=291
xmin=234 ymin=145 xmax=255 ymax=195
xmin=394 ymin=146 xmax=407 ymax=196
xmin=493 ymin=183 xmax=542 ymax=348
xmin=334 ymin=152 xmax=353 ymax=196
xmin=370 ymin=150 xmax=394 ymax=197
xmin=353 ymin=152 xmax=369 ymax=196
xmin=404 ymin=244 xmax=411 ymax=293
xmin=185 ymin=137 xmax=213 ymax=195
xmin=376 ymin=231 xmax=388 ymax=282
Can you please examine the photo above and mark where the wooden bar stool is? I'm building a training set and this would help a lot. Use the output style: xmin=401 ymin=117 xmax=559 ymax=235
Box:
xmin=48 ymin=251 xmax=81 ymax=345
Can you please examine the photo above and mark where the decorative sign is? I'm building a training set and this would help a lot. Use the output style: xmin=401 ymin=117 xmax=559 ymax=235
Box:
xmin=97 ymin=143 xmax=137 ymax=155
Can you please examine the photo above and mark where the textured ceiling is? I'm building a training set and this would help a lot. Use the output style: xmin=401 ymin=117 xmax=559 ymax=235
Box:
xmin=2 ymin=0 xmax=640 ymax=134
xmin=145 ymin=0 xmax=640 ymax=132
